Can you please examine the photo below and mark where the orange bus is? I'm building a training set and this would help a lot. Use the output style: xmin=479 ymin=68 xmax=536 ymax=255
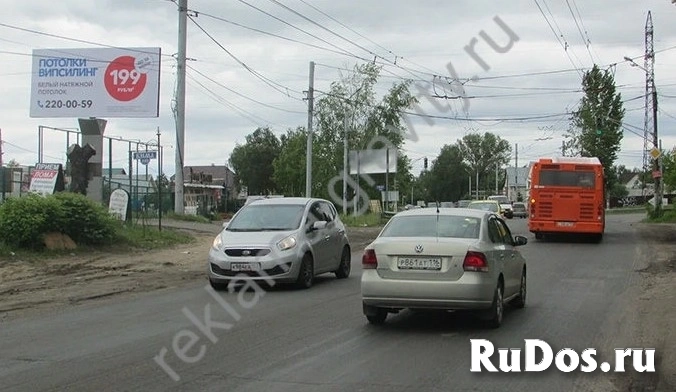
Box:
xmin=528 ymin=157 xmax=605 ymax=242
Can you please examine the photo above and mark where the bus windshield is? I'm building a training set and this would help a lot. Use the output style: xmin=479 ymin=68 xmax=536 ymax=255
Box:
xmin=538 ymin=170 xmax=595 ymax=187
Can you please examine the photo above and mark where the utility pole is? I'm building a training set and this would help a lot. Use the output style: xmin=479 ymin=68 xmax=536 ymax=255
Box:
xmin=1 ymin=128 xmax=4 ymax=202
xmin=515 ymin=143 xmax=518 ymax=200
xmin=342 ymin=114 xmax=348 ymax=214
xmin=305 ymin=61 xmax=315 ymax=197
xmin=174 ymin=0 xmax=187 ymax=214
xmin=495 ymin=163 xmax=498 ymax=194
xmin=157 ymin=127 xmax=162 ymax=231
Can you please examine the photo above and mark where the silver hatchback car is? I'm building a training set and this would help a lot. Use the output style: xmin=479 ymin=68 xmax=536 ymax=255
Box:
xmin=361 ymin=208 xmax=527 ymax=328
xmin=209 ymin=197 xmax=351 ymax=290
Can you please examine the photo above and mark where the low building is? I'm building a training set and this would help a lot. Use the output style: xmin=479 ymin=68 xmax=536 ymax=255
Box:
xmin=504 ymin=165 xmax=531 ymax=202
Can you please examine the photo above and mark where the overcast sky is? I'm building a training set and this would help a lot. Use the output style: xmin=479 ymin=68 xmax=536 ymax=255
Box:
xmin=2 ymin=0 xmax=676 ymax=178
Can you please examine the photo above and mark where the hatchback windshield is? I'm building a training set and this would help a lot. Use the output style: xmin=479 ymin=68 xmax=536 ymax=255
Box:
xmin=380 ymin=215 xmax=482 ymax=239
xmin=468 ymin=202 xmax=499 ymax=213
xmin=227 ymin=204 xmax=305 ymax=231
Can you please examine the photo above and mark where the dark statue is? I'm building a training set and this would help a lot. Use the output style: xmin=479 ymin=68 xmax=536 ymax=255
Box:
xmin=67 ymin=143 xmax=96 ymax=195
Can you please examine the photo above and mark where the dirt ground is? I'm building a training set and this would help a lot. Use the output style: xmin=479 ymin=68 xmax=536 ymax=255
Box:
xmin=0 ymin=225 xmax=383 ymax=322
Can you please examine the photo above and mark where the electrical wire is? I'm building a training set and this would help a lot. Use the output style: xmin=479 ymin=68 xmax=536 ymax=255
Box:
xmin=187 ymin=15 xmax=304 ymax=100
xmin=565 ymin=0 xmax=595 ymax=64
xmin=186 ymin=65 xmax=305 ymax=114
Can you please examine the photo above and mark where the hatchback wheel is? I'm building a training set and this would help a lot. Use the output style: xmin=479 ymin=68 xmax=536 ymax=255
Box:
xmin=513 ymin=269 xmax=526 ymax=308
xmin=485 ymin=283 xmax=504 ymax=328
xmin=295 ymin=254 xmax=314 ymax=289
xmin=209 ymin=278 xmax=227 ymax=291
xmin=334 ymin=246 xmax=351 ymax=279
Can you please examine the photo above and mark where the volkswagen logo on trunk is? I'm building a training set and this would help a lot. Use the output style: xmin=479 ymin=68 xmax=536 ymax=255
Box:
xmin=414 ymin=244 xmax=424 ymax=253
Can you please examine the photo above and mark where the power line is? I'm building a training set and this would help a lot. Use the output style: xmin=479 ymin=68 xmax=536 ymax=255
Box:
xmin=233 ymin=0 xmax=357 ymax=58
xmin=186 ymin=73 xmax=273 ymax=127
xmin=187 ymin=15 xmax=303 ymax=100
xmin=565 ymin=0 xmax=595 ymax=64
xmin=186 ymin=65 xmax=305 ymax=114
xmin=533 ymin=0 xmax=584 ymax=77
xmin=570 ymin=0 xmax=602 ymax=63
xmin=192 ymin=10 xmax=354 ymax=58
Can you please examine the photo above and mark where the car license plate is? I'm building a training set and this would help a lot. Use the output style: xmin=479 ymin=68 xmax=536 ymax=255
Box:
xmin=397 ymin=257 xmax=442 ymax=270
xmin=556 ymin=221 xmax=574 ymax=227
xmin=230 ymin=262 xmax=261 ymax=272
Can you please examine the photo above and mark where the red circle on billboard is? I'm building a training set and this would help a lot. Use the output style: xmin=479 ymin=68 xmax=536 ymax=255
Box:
xmin=104 ymin=55 xmax=147 ymax=102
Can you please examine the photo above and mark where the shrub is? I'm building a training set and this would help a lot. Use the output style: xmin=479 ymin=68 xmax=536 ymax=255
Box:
xmin=49 ymin=192 xmax=119 ymax=245
xmin=0 ymin=192 xmax=119 ymax=249
xmin=0 ymin=193 xmax=65 ymax=248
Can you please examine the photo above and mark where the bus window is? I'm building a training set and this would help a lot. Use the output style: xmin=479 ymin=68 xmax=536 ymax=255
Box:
xmin=539 ymin=170 xmax=596 ymax=187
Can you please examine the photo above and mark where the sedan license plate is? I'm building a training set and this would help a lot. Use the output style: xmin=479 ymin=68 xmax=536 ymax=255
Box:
xmin=397 ymin=257 xmax=442 ymax=270
xmin=230 ymin=262 xmax=261 ymax=272
xmin=556 ymin=221 xmax=574 ymax=227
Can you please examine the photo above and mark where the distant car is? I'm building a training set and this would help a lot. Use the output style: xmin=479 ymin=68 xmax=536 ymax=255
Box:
xmin=467 ymin=200 xmax=500 ymax=213
xmin=208 ymin=197 xmax=351 ymax=290
xmin=487 ymin=195 xmax=514 ymax=219
xmin=440 ymin=202 xmax=455 ymax=208
xmin=360 ymin=208 xmax=528 ymax=328
xmin=457 ymin=200 xmax=472 ymax=208
xmin=512 ymin=202 xmax=528 ymax=218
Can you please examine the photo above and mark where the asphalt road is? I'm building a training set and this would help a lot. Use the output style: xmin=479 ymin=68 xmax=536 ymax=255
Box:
xmin=0 ymin=213 xmax=651 ymax=391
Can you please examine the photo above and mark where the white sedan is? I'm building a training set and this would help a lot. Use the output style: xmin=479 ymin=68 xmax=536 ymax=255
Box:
xmin=360 ymin=208 xmax=528 ymax=328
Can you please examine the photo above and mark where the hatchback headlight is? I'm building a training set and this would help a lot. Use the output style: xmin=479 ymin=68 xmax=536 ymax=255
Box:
xmin=277 ymin=235 xmax=297 ymax=251
xmin=212 ymin=235 xmax=223 ymax=250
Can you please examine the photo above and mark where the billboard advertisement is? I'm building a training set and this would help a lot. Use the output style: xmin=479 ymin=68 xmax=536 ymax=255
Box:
xmin=349 ymin=148 xmax=398 ymax=175
xmin=30 ymin=47 xmax=161 ymax=118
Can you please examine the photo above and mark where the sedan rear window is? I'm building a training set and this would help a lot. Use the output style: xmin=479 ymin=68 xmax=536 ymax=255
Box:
xmin=380 ymin=215 xmax=482 ymax=239
xmin=468 ymin=202 xmax=498 ymax=212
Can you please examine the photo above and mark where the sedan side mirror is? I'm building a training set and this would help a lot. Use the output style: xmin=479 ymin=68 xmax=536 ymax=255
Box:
xmin=513 ymin=235 xmax=528 ymax=246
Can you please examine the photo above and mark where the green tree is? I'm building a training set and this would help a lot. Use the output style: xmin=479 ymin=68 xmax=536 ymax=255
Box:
xmin=273 ymin=127 xmax=307 ymax=196
xmin=661 ymin=147 xmax=676 ymax=193
xmin=228 ymin=127 xmax=281 ymax=195
xmin=312 ymin=62 xmax=417 ymax=207
xmin=421 ymin=144 xmax=470 ymax=202
xmin=563 ymin=65 xmax=625 ymax=187
xmin=456 ymin=131 xmax=512 ymax=197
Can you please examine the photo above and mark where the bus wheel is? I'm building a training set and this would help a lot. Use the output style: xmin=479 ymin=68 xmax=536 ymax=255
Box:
xmin=535 ymin=233 xmax=543 ymax=240
xmin=592 ymin=233 xmax=603 ymax=243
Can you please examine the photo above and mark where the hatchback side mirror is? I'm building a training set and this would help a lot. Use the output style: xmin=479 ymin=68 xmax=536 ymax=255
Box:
xmin=513 ymin=235 xmax=528 ymax=246
xmin=308 ymin=220 xmax=327 ymax=232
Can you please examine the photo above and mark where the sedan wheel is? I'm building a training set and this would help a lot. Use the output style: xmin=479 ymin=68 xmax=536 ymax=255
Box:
xmin=513 ymin=269 xmax=526 ymax=308
xmin=485 ymin=283 xmax=504 ymax=329
xmin=295 ymin=254 xmax=314 ymax=289
xmin=334 ymin=246 xmax=351 ymax=279
xmin=365 ymin=306 xmax=388 ymax=325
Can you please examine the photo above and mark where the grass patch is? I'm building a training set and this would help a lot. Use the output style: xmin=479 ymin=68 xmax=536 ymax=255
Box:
xmin=339 ymin=213 xmax=385 ymax=227
xmin=165 ymin=212 xmax=212 ymax=223
xmin=115 ymin=224 xmax=195 ymax=250
xmin=644 ymin=209 xmax=676 ymax=223
xmin=606 ymin=207 xmax=646 ymax=215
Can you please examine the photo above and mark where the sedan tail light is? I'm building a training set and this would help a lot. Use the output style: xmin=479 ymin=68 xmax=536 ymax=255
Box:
xmin=362 ymin=249 xmax=378 ymax=269
xmin=463 ymin=251 xmax=489 ymax=272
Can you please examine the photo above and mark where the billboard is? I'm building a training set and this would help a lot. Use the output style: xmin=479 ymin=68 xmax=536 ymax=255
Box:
xmin=349 ymin=148 xmax=397 ymax=175
xmin=30 ymin=47 xmax=161 ymax=118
